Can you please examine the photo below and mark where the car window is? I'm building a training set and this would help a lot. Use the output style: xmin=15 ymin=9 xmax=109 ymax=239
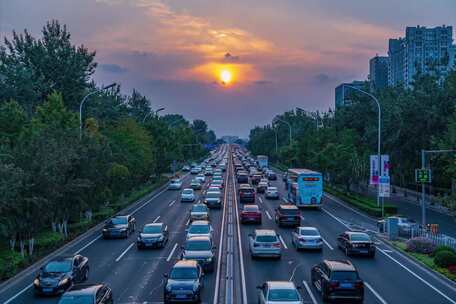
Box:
xmin=267 ymin=289 xmax=299 ymax=301
xmin=143 ymin=226 xmax=161 ymax=234
xmin=300 ymin=229 xmax=319 ymax=236
xmin=110 ymin=217 xmax=127 ymax=225
xmin=189 ymin=225 xmax=210 ymax=234
xmin=267 ymin=187 xmax=277 ymax=191
xmin=183 ymin=189 xmax=193 ymax=194
xmin=256 ymin=235 xmax=278 ymax=242
xmin=185 ymin=240 xmax=211 ymax=250
xmin=44 ymin=260 xmax=72 ymax=273
xmin=170 ymin=267 xmax=198 ymax=279
xmin=244 ymin=205 xmax=259 ymax=211
xmin=58 ymin=295 xmax=93 ymax=304
xmin=280 ymin=208 xmax=299 ymax=215
xmin=206 ymin=192 xmax=220 ymax=198
xmin=192 ymin=205 xmax=207 ymax=212
xmin=331 ymin=271 xmax=359 ymax=281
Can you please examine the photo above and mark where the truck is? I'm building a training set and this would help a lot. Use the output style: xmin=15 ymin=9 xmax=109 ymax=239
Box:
xmin=257 ymin=155 xmax=268 ymax=169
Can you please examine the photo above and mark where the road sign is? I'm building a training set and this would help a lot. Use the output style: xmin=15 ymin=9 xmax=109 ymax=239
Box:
xmin=415 ymin=169 xmax=431 ymax=183
xmin=370 ymin=155 xmax=389 ymax=185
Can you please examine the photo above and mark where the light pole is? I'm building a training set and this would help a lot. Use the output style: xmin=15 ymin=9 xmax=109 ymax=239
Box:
xmin=343 ymin=85 xmax=382 ymax=208
xmin=142 ymin=107 xmax=165 ymax=123
xmin=273 ymin=118 xmax=292 ymax=146
xmin=79 ymin=83 xmax=116 ymax=139
xmin=296 ymin=107 xmax=322 ymax=129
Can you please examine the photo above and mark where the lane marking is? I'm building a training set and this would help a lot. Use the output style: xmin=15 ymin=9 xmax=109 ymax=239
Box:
xmin=115 ymin=243 xmax=135 ymax=262
xmin=265 ymin=211 xmax=272 ymax=220
xmin=321 ymin=237 xmax=334 ymax=250
xmin=258 ymin=197 xmax=263 ymax=204
xmin=279 ymin=235 xmax=288 ymax=249
xmin=168 ymin=200 xmax=176 ymax=207
xmin=302 ymin=281 xmax=318 ymax=304
xmin=153 ymin=216 xmax=161 ymax=223
xmin=74 ymin=235 xmax=102 ymax=255
xmin=365 ymin=281 xmax=388 ymax=304
xmin=3 ymin=284 xmax=33 ymax=304
xmin=186 ymin=218 xmax=190 ymax=226
xmin=167 ymin=243 xmax=178 ymax=262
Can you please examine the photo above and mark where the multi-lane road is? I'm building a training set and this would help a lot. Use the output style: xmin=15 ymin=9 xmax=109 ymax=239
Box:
xmin=1 ymin=144 xmax=456 ymax=303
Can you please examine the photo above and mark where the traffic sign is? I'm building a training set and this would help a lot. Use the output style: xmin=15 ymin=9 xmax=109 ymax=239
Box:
xmin=415 ymin=169 xmax=431 ymax=183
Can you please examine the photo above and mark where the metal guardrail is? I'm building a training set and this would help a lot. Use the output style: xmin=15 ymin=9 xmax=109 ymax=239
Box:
xmin=398 ymin=227 xmax=456 ymax=250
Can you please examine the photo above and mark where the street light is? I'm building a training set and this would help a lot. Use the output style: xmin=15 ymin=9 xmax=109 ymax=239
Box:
xmin=273 ymin=117 xmax=292 ymax=146
xmin=343 ymin=85 xmax=382 ymax=209
xmin=79 ymin=83 xmax=116 ymax=139
xmin=142 ymin=107 xmax=166 ymax=123
xmin=296 ymin=107 xmax=322 ymax=129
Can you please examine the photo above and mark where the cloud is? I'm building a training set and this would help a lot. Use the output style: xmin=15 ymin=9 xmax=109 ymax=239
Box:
xmin=99 ymin=63 xmax=128 ymax=73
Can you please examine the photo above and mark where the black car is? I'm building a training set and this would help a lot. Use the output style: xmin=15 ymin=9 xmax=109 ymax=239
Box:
xmin=237 ymin=173 xmax=249 ymax=183
xmin=181 ymin=236 xmax=216 ymax=272
xmin=102 ymin=215 xmax=136 ymax=239
xmin=337 ymin=231 xmax=376 ymax=258
xmin=164 ymin=260 xmax=203 ymax=303
xmin=311 ymin=260 xmax=364 ymax=303
xmin=267 ymin=171 xmax=277 ymax=180
xmin=137 ymin=223 xmax=169 ymax=249
xmin=58 ymin=283 xmax=112 ymax=304
xmin=34 ymin=255 xmax=89 ymax=296
xmin=275 ymin=204 xmax=301 ymax=227
xmin=239 ymin=184 xmax=255 ymax=203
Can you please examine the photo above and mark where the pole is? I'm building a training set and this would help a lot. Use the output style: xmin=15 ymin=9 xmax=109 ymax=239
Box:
xmin=421 ymin=149 xmax=426 ymax=227
xmin=274 ymin=128 xmax=278 ymax=153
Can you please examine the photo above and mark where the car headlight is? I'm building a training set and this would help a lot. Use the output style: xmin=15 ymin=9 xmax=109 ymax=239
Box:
xmin=137 ymin=236 xmax=142 ymax=241
xmin=102 ymin=228 xmax=108 ymax=232
xmin=33 ymin=278 xmax=40 ymax=286
xmin=205 ymin=257 xmax=212 ymax=262
xmin=120 ymin=228 xmax=127 ymax=232
xmin=166 ymin=284 xmax=172 ymax=291
xmin=193 ymin=282 xmax=200 ymax=292
xmin=59 ymin=278 xmax=69 ymax=286
xmin=158 ymin=235 xmax=164 ymax=241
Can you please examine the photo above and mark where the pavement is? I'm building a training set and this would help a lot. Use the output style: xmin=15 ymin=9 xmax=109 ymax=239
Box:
xmin=1 ymin=145 xmax=456 ymax=304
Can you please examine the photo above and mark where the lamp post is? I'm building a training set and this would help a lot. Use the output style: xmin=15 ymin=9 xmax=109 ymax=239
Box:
xmin=79 ymin=83 xmax=116 ymax=139
xmin=273 ymin=118 xmax=292 ymax=146
xmin=142 ymin=107 xmax=165 ymax=123
xmin=343 ymin=85 xmax=382 ymax=208
xmin=296 ymin=107 xmax=322 ymax=129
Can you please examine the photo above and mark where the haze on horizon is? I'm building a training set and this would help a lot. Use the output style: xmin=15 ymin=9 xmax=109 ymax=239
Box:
xmin=1 ymin=0 xmax=455 ymax=137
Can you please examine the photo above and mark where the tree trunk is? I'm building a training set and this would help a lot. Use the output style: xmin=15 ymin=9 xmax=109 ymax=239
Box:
xmin=28 ymin=238 xmax=35 ymax=256
xmin=51 ymin=221 xmax=57 ymax=232
xmin=19 ymin=240 xmax=25 ymax=257
xmin=63 ymin=220 xmax=68 ymax=238
xmin=9 ymin=238 xmax=16 ymax=251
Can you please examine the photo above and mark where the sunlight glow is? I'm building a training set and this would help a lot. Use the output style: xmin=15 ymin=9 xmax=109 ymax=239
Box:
xmin=220 ymin=69 xmax=232 ymax=84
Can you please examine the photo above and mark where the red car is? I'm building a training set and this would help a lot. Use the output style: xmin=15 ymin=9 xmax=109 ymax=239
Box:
xmin=240 ymin=204 xmax=262 ymax=224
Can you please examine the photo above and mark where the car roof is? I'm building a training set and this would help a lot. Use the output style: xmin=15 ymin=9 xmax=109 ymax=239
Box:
xmin=186 ymin=236 xmax=211 ymax=242
xmin=299 ymin=226 xmax=318 ymax=232
xmin=267 ymin=186 xmax=277 ymax=189
xmin=346 ymin=231 xmax=369 ymax=237
xmin=113 ymin=215 xmax=129 ymax=218
xmin=144 ymin=223 xmax=162 ymax=228
xmin=190 ymin=220 xmax=210 ymax=225
xmin=324 ymin=260 xmax=356 ymax=271
xmin=279 ymin=204 xmax=298 ymax=210
xmin=174 ymin=260 xmax=198 ymax=268
xmin=50 ymin=255 xmax=74 ymax=262
xmin=64 ymin=283 xmax=103 ymax=295
xmin=267 ymin=281 xmax=296 ymax=289
xmin=244 ymin=204 xmax=259 ymax=209
xmin=255 ymin=229 xmax=277 ymax=236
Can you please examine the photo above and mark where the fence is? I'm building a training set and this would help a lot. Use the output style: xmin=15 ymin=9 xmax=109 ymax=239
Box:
xmin=398 ymin=226 xmax=456 ymax=250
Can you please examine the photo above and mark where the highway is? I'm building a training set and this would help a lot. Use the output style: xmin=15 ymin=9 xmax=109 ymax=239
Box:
xmin=1 ymin=144 xmax=456 ymax=303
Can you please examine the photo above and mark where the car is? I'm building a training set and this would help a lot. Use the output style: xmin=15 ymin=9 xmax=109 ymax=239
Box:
xmin=204 ymin=191 xmax=222 ymax=208
xmin=311 ymin=260 xmax=364 ymax=303
xmin=181 ymin=188 xmax=196 ymax=202
xmin=137 ymin=223 xmax=169 ymax=249
xmin=207 ymin=186 xmax=220 ymax=193
xmin=240 ymin=204 xmax=262 ymax=224
xmin=204 ymin=167 xmax=213 ymax=176
xmin=190 ymin=204 xmax=209 ymax=221
xmin=190 ymin=179 xmax=202 ymax=190
xmin=239 ymin=184 xmax=255 ymax=203
xmin=265 ymin=186 xmax=279 ymax=199
xmin=257 ymin=181 xmax=268 ymax=193
xmin=182 ymin=165 xmax=191 ymax=172
xmin=164 ymin=260 xmax=203 ymax=303
xmin=220 ymin=164 xmax=226 ymax=171
xmin=186 ymin=220 xmax=213 ymax=239
xmin=249 ymin=229 xmax=282 ymax=259
xmin=58 ymin=283 xmax=112 ymax=304
xmin=181 ymin=236 xmax=216 ymax=272
xmin=251 ymin=174 xmax=263 ymax=185
xmin=337 ymin=231 xmax=376 ymax=257
xmin=210 ymin=180 xmax=223 ymax=189
xmin=196 ymin=174 xmax=205 ymax=183
xmin=168 ymin=178 xmax=183 ymax=190
xmin=266 ymin=171 xmax=277 ymax=180
xmin=190 ymin=166 xmax=201 ymax=174
xmin=102 ymin=215 xmax=136 ymax=239
xmin=34 ymin=255 xmax=89 ymax=296
xmin=275 ymin=204 xmax=300 ymax=227
xmin=214 ymin=169 xmax=222 ymax=175
xmin=377 ymin=216 xmax=418 ymax=234
xmin=237 ymin=173 xmax=249 ymax=183
xmin=257 ymin=281 xmax=303 ymax=304
xmin=291 ymin=227 xmax=323 ymax=250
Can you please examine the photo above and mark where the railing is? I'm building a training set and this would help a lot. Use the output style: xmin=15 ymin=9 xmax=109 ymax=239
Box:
xmin=398 ymin=226 xmax=456 ymax=250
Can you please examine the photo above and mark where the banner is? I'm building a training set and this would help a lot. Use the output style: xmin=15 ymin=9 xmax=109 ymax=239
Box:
xmin=370 ymin=155 xmax=379 ymax=185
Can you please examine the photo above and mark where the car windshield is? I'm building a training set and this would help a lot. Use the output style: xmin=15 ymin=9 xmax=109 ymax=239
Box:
xmin=191 ymin=179 xmax=200 ymax=184
xmin=301 ymin=229 xmax=319 ymax=236
xmin=44 ymin=260 xmax=72 ymax=273
xmin=171 ymin=179 xmax=180 ymax=184
xmin=185 ymin=240 xmax=211 ymax=250
xmin=256 ymin=235 xmax=278 ymax=242
xmin=192 ymin=205 xmax=207 ymax=212
xmin=244 ymin=206 xmax=259 ymax=211
xmin=208 ymin=187 xmax=219 ymax=192
xmin=268 ymin=289 xmax=300 ymax=301
xmin=331 ymin=271 xmax=359 ymax=281
xmin=206 ymin=192 xmax=220 ymax=198
xmin=189 ymin=225 xmax=210 ymax=234
xmin=170 ymin=267 xmax=198 ymax=280
xmin=58 ymin=295 xmax=93 ymax=304
xmin=183 ymin=189 xmax=193 ymax=194
xmin=267 ymin=187 xmax=277 ymax=191
xmin=350 ymin=234 xmax=371 ymax=241
xmin=110 ymin=217 xmax=128 ymax=225
xmin=143 ymin=226 xmax=161 ymax=234
xmin=281 ymin=208 xmax=298 ymax=215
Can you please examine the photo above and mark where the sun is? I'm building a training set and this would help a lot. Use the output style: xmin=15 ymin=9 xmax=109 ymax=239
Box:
xmin=220 ymin=69 xmax=232 ymax=85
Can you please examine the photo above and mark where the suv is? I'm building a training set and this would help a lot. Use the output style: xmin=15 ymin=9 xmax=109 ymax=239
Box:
xmin=274 ymin=205 xmax=300 ymax=227
xmin=311 ymin=260 xmax=364 ymax=303
xmin=249 ymin=229 xmax=282 ymax=259
xmin=237 ymin=173 xmax=249 ymax=183
xmin=164 ymin=260 xmax=203 ymax=303
xmin=239 ymin=184 xmax=255 ymax=203
xmin=337 ymin=231 xmax=376 ymax=258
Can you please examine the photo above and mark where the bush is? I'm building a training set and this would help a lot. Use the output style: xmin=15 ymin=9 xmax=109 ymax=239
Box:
xmin=405 ymin=237 xmax=436 ymax=254
xmin=431 ymin=245 xmax=456 ymax=257
xmin=448 ymin=265 xmax=456 ymax=275
xmin=35 ymin=231 xmax=64 ymax=251
xmin=434 ymin=250 xmax=456 ymax=268
xmin=0 ymin=250 xmax=26 ymax=281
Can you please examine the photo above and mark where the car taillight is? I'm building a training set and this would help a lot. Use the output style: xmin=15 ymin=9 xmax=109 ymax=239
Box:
xmin=355 ymin=281 xmax=364 ymax=289
xmin=273 ymin=243 xmax=281 ymax=248
xmin=329 ymin=281 xmax=340 ymax=290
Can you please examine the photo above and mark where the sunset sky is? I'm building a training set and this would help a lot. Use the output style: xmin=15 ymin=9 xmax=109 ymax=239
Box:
xmin=1 ymin=0 xmax=456 ymax=136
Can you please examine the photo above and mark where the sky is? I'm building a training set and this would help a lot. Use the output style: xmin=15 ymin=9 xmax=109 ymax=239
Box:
xmin=1 ymin=0 xmax=455 ymax=137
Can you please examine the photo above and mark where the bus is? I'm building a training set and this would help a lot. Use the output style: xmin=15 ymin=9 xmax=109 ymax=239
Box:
xmin=257 ymin=155 xmax=268 ymax=169
xmin=287 ymin=168 xmax=323 ymax=208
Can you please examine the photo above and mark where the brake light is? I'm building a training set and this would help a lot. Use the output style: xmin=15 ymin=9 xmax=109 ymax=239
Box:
xmin=355 ymin=281 xmax=364 ymax=289
xmin=272 ymin=243 xmax=281 ymax=248
xmin=329 ymin=281 xmax=339 ymax=290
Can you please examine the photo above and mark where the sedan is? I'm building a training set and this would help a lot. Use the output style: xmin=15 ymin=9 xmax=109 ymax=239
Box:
xmin=257 ymin=281 xmax=303 ymax=304
xmin=102 ymin=215 xmax=136 ymax=239
xmin=58 ymin=283 xmax=112 ymax=304
xmin=204 ymin=191 xmax=222 ymax=209
xmin=186 ymin=220 xmax=213 ymax=240
xmin=190 ymin=204 xmax=209 ymax=221
xmin=181 ymin=188 xmax=196 ymax=202
xmin=168 ymin=179 xmax=183 ymax=190
xmin=292 ymin=227 xmax=323 ymax=250
xmin=249 ymin=229 xmax=282 ymax=259
xmin=137 ymin=223 xmax=169 ymax=249
xmin=190 ymin=179 xmax=202 ymax=190
xmin=337 ymin=231 xmax=376 ymax=258
xmin=181 ymin=236 xmax=216 ymax=272
xmin=256 ymin=181 xmax=268 ymax=193
xmin=196 ymin=174 xmax=206 ymax=183
xmin=34 ymin=255 xmax=89 ymax=296
xmin=240 ymin=204 xmax=262 ymax=224
xmin=265 ymin=186 xmax=279 ymax=199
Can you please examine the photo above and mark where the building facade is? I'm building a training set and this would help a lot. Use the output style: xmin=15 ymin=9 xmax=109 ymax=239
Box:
xmin=369 ymin=55 xmax=389 ymax=90
xmin=335 ymin=81 xmax=365 ymax=108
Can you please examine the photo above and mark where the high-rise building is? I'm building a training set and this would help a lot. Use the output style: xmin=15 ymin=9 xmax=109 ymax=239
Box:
xmin=369 ymin=55 xmax=389 ymax=90
xmin=388 ymin=25 xmax=454 ymax=87
xmin=335 ymin=81 xmax=366 ymax=108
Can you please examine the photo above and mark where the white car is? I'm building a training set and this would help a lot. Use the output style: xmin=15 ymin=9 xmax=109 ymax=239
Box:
xmin=168 ymin=179 xmax=182 ymax=190
xmin=190 ymin=166 xmax=201 ymax=174
xmin=291 ymin=226 xmax=323 ymax=250
xmin=257 ymin=281 xmax=303 ymax=304
xmin=196 ymin=174 xmax=205 ymax=183
xmin=265 ymin=187 xmax=279 ymax=199
xmin=190 ymin=204 xmax=209 ymax=221
xmin=186 ymin=220 xmax=213 ymax=240
xmin=181 ymin=188 xmax=195 ymax=202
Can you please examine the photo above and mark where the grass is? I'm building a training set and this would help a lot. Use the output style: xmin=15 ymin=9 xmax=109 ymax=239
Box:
xmin=392 ymin=241 xmax=456 ymax=282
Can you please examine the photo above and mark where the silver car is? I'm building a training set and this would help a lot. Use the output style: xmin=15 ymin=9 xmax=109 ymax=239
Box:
xmin=265 ymin=186 xmax=279 ymax=199
xmin=186 ymin=220 xmax=213 ymax=240
xmin=257 ymin=281 xmax=303 ymax=304
xmin=168 ymin=178 xmax=182 ymax=190
xmin=190 ymin=204 xmax=209 ymax=221
xmin=180 ymin=188 xmax=195 ymax=202
xmin=249 ymin=229 xmax=282 ymax=259
xmin=292 ymin=226 xmax=323 ymax=250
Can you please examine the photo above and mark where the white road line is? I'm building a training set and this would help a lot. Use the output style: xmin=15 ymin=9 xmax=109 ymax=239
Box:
xmin=321 ymin=207 xmax=350 ymax=229
xmin=153 ymin=216 xmax=161 ymax=223
xmin=279 ymin=235 xmax=288 ymax=249
xmin=377 ymin=248 xmax=456 ymax=304
xmin=115 ymin=242 xmax=135 ymax=262
xmin=167 ymin=243 xmax=178 ymax=262
xmin=258 ymin=197 xmax=263 ymax=204
xmin=365 ymin=281 xmax=388 ymax=304
xmin=3 ymin=283 xmax=33 ymax=304
xmin=302 ymin=281 xmax=318 ymax=304
xmin=282 ymin=198 xmax=289 ymax=203
xmin=265 ymin=210 xmax=272 ymax=220
xmin=321 ymin=237 xmax=334 ymax=250
xmin=74 ymin=235 xmax=102 ymax=255
xmin=186 ymin=218 xmax=190 ymax=226
xmin=168 ymin=200 xmax=176 ymax=207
